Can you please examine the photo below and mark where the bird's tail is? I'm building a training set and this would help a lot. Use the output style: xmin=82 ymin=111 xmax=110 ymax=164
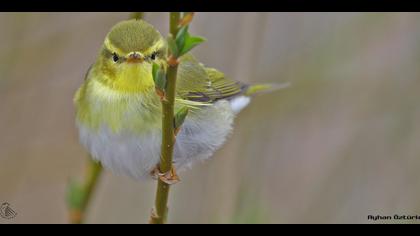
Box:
xmin=244 ymin=82 xmax=291 ymax=96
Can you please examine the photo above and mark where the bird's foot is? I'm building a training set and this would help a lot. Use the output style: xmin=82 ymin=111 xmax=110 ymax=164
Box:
xmin=155 ymin=88 xmax=167 ymax=102
xmin=151 ymin=165 xmax=180 ymax=185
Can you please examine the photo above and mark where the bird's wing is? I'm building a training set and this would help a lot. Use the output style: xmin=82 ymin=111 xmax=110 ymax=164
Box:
xmin=176 ymin=54 xmax=248 ymax=105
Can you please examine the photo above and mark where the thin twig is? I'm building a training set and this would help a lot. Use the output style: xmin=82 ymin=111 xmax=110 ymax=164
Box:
xmin=150 ymin=12 xmax=181 ymax=224
xmin=69 ymin=157 xmax=102 ymax=224
xmin=130 ymin=12 xmax=144 ymax=20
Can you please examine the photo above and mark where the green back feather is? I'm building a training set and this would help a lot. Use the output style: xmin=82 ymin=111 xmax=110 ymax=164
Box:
xmin=176 ymin=54 xmax=248 ymax=103
xmin=176 ymin=54 xmax=285 ymax=104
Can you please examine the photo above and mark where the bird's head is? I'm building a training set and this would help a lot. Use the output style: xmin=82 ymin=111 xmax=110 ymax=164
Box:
xmin=95 ymin=19 xmax=167 ymax=93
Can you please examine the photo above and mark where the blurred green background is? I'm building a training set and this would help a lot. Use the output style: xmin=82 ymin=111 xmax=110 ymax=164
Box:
xmin=1 ymin=12 xmax=420 ymax=224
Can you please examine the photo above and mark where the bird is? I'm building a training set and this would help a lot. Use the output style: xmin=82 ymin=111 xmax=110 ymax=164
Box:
xmin=74 ymin=19 xmax=287 ymax=181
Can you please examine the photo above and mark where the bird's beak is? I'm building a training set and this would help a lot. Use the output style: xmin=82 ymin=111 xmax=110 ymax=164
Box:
xmin=127 ymin=52 xmax=144 ymax=63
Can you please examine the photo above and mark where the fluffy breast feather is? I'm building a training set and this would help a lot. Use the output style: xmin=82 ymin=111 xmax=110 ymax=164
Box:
xmin=77 ymin=97 xmax=245 ymax=180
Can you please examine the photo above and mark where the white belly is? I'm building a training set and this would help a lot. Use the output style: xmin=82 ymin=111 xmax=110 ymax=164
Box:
xmin=77 ymin=97 xmax=249 ymax=180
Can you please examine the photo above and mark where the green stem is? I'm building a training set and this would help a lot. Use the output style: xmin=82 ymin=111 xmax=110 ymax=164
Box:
xmin=150 ymin=12 xmax=181 ymax=224
xmin=170 ymin=12 xmax=181 ymax=37
xmin=130 ymin=12 xmax=144 ymax=20
xmin=70 ymin=158 xmax=102 ymax=224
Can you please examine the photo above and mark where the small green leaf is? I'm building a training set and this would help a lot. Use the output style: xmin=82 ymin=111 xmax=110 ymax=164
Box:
xmin=152 ymin=63 xmax=166 ymax=91
xmin=175 ymin=26 xmax=189 ymax=51
xmin=167 ymin=36 xmax=179 ymax=57
xmin=174 ymin=106 xmax=189 ymax=130
xmin=168 ymin=24 xmax=206 ymax=58
xmin=152 ymin=63 xmax=159 ymax=80
xmin=66 ymin=179 xmax=86 ymax=209
xmin=152 ymin=63 xmax=158 ymax=83
xmin=179 ymin=34 xmax=206 ymax=56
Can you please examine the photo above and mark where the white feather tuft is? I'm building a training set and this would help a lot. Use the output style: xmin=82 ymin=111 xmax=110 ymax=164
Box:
xmin=229 ymin=96 xmax=251 ymax=114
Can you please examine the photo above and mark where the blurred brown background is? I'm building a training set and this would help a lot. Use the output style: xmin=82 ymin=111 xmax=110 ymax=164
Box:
xmin=1 ymin=12 xmax=420 ymax=224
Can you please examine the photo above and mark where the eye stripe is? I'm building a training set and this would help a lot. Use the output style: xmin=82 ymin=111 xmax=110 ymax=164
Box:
xmin=102 ymin=47 xmax=112 ymax=57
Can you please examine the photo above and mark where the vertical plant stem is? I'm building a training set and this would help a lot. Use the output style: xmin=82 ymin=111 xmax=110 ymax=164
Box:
xmin=150 ymin=12 xmax=181 ymax=224
xmin=130 ymin=12 xmax=144 ymax=20
xmin=170 ymin=12 xmax=181 ymax=38
xmin=69 ymin=158 xmax=102 ymax=224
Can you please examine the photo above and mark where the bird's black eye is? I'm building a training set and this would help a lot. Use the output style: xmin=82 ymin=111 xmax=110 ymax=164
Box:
xmin=112 ymin=53 xmax=119 ymax=62
xmin=150 ymin=52 xmax=157 ymax=60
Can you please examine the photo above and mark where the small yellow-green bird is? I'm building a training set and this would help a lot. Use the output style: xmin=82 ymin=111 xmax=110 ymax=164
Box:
xmin=74 ymin=19 xmax=287 ymax=180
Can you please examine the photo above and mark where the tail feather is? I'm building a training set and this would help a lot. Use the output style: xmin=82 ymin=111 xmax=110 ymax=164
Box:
xmin=244 ymin=82 xmax=291 ymax=96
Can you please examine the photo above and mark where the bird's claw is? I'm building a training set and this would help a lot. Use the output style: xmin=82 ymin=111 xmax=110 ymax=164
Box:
xmin=151 ymin=166 xmax=180 ymax=185
xmin=155 ymin=88 xmax=167 ymax=102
